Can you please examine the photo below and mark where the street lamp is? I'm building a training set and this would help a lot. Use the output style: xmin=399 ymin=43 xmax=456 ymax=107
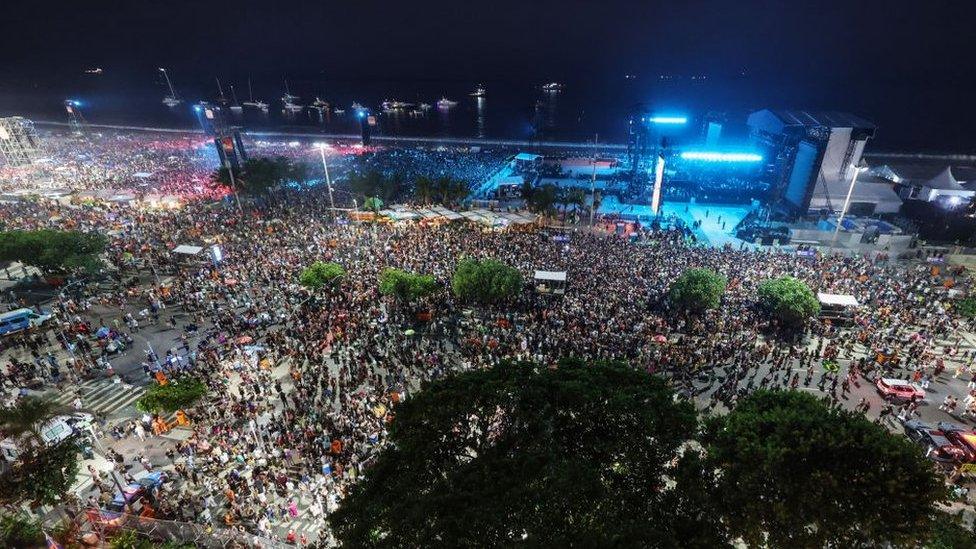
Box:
xmin=828 ymin=165 xmax=869 ymax=254
xmin=314 ymin=142 xmax=337 ymax=222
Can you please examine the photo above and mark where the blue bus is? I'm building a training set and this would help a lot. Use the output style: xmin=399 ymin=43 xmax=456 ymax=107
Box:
xmin=0 ymin=308 xmax=51 ymax=337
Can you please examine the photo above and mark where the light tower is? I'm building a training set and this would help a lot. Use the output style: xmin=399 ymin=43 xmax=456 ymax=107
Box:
xmin=64 ymin=100 xmax=87 ymax=133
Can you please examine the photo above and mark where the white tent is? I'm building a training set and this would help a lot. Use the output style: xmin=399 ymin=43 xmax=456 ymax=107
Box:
xmin=172 ymin=245 xmax=204 ymax=256
xmin=817 ymin=293 xmax=859 ymax=307
xmin=533 ymin=271 xmax=567 ymax=282
xmin=533 ymin=270 xmax=567 ymax=295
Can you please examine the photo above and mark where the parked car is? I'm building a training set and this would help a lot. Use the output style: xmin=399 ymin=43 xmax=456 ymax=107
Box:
xmin=903 ymin=420 xmax=969 ymax=463
xmin=876 ymin=378 xmax=925 ymax=402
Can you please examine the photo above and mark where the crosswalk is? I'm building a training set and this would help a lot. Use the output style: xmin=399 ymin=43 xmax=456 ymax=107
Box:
xmin=49 ymin=378 xmax=147 ymax=417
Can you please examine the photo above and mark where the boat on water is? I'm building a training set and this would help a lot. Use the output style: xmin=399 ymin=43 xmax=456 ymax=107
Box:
xmin=215 ymin=77 xmax=231 ymax=107
xmin=158 ymin=68 xmax=182 ymax=107
xmin=229 ymin=84 xmax=243 ymax=111
xmin=470 ymin=84 xmax=486 ymax=97
xmin=281 ymin=80 xmax=304 ymax=112
xmin=437 ymin=97 xmax=458 ymax=109
xmin=311 ymin=97 xmax=330 ymax=110
xmin=84 ymin=67 xmax=103 ymax=75
xmin=242 ymin=78 xmax=269 ymax=111
xmin=333 ymin=108 xmax=346 ymax=115
xmin=381 ymin=100 xmax=414 ymax=111
xmin=541 ymin=82 xmax=564 ymax=92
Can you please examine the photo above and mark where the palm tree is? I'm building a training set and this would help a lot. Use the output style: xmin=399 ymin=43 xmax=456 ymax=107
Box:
xmin=451 ymin=179 xmax=470 ymax=206
xmin=434 ymin=176 xmax=453 ymax=205
xmin=363 ymin=196 xmax=383 ymax=214
xmin=0 ymin=397 xmax=62 ymax=446
xmin=0 ymin=397 xmax=79 ymax=510
xmin=415 ymin=176 xmax=434 ymax=205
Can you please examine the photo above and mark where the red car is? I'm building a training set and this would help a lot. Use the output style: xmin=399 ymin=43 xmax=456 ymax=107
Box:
xmin=938 ymin=422 xmax=976 ymax=462
xmin=876 ymin=378 xmax=925 ymax=402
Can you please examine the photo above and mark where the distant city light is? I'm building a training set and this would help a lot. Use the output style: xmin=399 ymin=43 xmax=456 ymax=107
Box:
xmin=647 ymin=116 xmax=687 ymax=125
xmin=680 ymin=151 xmax=763 ymax=162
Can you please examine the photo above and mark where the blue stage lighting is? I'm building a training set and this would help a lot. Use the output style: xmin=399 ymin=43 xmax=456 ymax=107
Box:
xmin=357 ymin=111 xmax=366 ymax=119
xmin=679 ymin=151 xmax=763 ymax=162
xmin=193 ymin=105 xmax=203 ymax=113
xmin=648 ymin=116 xmax=687 ymax=125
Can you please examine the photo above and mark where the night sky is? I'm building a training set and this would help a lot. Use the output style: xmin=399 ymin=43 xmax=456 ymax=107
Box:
xmin=2 ymin=0 xmax=975 ymax=151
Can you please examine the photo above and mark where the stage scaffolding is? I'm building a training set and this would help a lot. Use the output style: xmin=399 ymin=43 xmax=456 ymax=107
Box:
xmin=0 ymin=117 xmax=41 ymax=166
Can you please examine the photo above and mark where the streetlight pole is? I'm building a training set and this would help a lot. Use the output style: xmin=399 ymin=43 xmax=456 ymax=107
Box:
xmin=828 ymin=165 xmax=867 ymax=254
xmin=316 ymin=144 xmax=337 ymax=222
xmin=589 ymin=134 xmax=598 ymax=226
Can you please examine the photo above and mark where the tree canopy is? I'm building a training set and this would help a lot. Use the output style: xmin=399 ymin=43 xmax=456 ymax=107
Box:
xmin=451 ymin=258 xmax=523 ymax=304
xmin=926 ymin=512 xmax=976 ymax=549
xmin=668 ymin=268 xmax=727 ymax=312
xmin=757 ymin=276 xmax=821 ymax=326
xmin=0 ymin=230 xmax=106 ymax=275
xmin=350 ymin=170 xmax=403 ymax=203
xmin=136 ymin=378 xmax=207 ymax=414
xmin=330 ymin=359 xmax=726 ymax=547
xmin=699 ymin=390 xmax=945 ymax=548
xmin=0 ymin=396 xmax=79 ymax=507
xmin=0 ymin=512 xmax=43 ymax=548
xmin=378 ymin=268 xmax=438 ymax=302
xmin=0 ymin=438 xmax=80 ymax=507
xmin=299 ymin=261 xmax=346 ymax=291
xmin=211 ymin=156 xmax=299 ymax=196
xmin=954 ymin=297 xmax=976 ymax=319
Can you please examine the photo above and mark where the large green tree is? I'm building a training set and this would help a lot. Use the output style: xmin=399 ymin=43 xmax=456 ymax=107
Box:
xmin=378 ymin=268 xmax=438 ymax=303
xmin=330 ymin=359 xmax=727 ymax=547
xmin=0 ymin=230 xmax=106 ymax=275
xmin=299 ymin=261 xmax=346 ymax=291
xmin=451 ymin=258 xmax=523 ymax=304
xmin=136 ymin=378 xmax=207 ymax=414
xmin=668 ymin=268 xmax=727 ymax=312
xmin=699 ymin=390 xmax=945 ymax=548
xmin=757 ymin=276 xmax=820 ymax=326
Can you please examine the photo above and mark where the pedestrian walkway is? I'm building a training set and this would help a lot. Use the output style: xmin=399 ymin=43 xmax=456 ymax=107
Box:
xmin=49 ymin=378 xmax=147 ymax=418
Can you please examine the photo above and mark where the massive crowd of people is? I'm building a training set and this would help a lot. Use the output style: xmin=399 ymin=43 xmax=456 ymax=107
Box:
xmin=0 ymin=133 xmax=973 ymax=546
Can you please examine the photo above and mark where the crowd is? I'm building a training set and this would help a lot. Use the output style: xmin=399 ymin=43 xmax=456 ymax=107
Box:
xmin=0 ymin=139 xmax=974 ymax=545
xmin=0 ymin=131 xmax=230 ymax=200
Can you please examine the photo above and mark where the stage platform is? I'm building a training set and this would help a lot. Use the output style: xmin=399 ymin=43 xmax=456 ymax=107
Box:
xmin=597 ymin=197 xmax=754 ymax=247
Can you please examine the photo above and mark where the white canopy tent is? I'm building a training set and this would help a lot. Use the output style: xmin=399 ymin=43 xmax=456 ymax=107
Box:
xmin=172 ymin=245 xmax=204 ymax=256
xmin=533 ymin=270 xmax=567 ymax=295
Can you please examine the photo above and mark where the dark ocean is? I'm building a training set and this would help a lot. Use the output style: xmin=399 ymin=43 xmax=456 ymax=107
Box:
xmin=0 ymin=71 xmax=972 ymax=153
